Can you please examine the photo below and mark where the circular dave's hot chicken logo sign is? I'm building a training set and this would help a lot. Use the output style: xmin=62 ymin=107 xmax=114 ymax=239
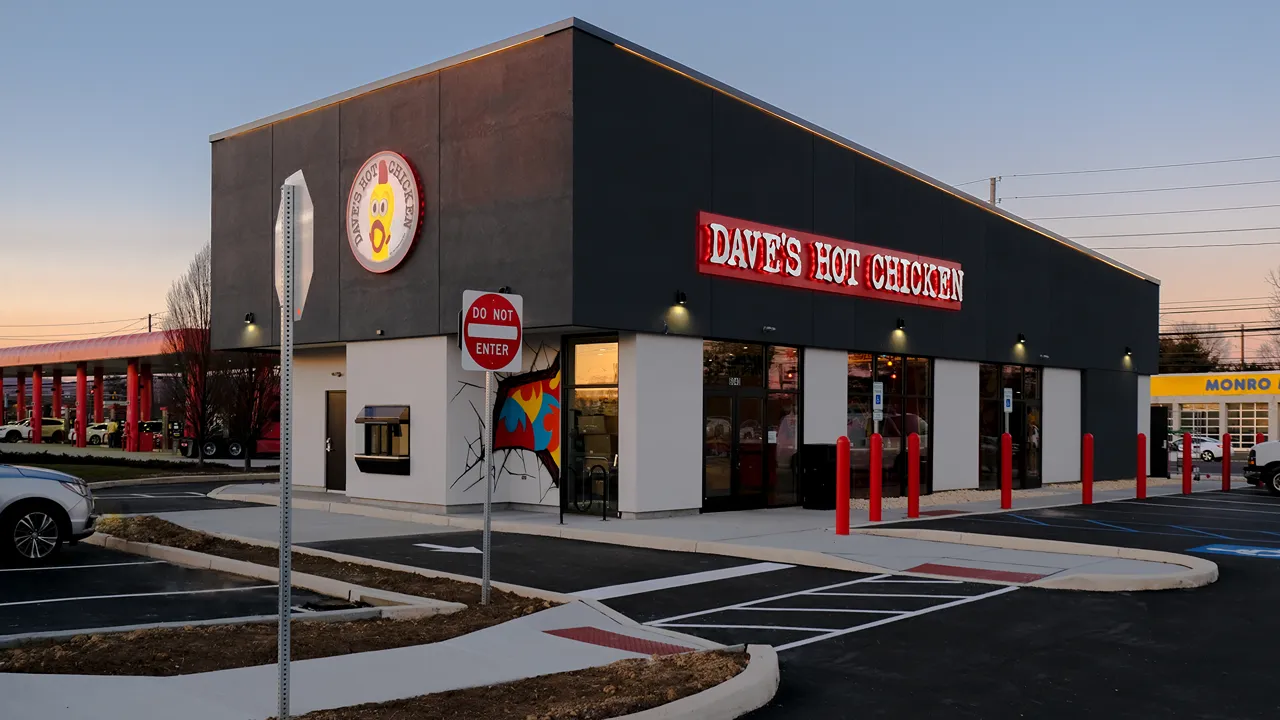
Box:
xmin=346 ymin=150 xmax=422 ymax=273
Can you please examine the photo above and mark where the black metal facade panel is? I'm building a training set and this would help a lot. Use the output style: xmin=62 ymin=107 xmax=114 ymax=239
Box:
xmin=337 ymin=74 xmax=441 ymax=342
xmin=1082 ymin=368 xmax=1139 ymax=480
xmin=570 ymin=34 xmax=1158 ymax=373
xmin=271 ymin=105 xmax=340 ymax=346
xmin=211 ymin=32 xmax=574 ymax=351
xmin=438 ymin=30 xmax=574 ymax=333
xmin=571 ymin=30 xmax=713 ymax=336
xmin=210 ymin=126 xmax=274 ymax=352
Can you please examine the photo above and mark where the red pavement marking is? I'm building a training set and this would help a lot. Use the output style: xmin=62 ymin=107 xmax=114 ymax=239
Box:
xmin=918 ymin=509 xmax=968 ymax=517
xmin=907 ymin=562 xmax=1047 ymax=584
xmin=543 ymin=627 xmax=694 ymax=656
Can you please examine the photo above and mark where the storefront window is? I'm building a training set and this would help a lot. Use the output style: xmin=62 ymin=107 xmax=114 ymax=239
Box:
xmin=980 ymin=364 xmax=1042 ymax=489
xmin=704 ymin=341 xmax=765 ymax=388
xmin=768 ymin=346 xmax=799 ymax=391
xmin=1227 ymin=403 xmax=1268 ymax=448
xmin=1179 ymin=403 xmax=1220 ymax=438
xmin=849 ymin=353 xmax=932 ymax=495
xmin=565 ymin=339 xmax=619 ymax=516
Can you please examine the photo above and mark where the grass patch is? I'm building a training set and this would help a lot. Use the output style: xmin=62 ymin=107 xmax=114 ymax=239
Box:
xmin=291 ymin=650 xmax=749 ymax=720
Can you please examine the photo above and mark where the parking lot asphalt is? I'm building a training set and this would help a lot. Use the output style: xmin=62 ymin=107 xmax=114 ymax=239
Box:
xmin=93 ymin=480 xmax=257 ymax=515
xmin=0 ymin=543 xmax=339 ymax=636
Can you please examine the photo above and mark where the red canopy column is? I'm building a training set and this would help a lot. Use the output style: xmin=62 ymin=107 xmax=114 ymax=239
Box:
xmin=51 ymin=372 xmax=62 ymax=420
xmin=93 ymin=367 xmax=104 ymax=423
xmin=16 ymin=371 xmax=26 ymax=421
xmin=75 ymin=363 xmax=88 ymax=448
xmin=31 ymin=365 xmax=43 ymax=444
xmin=126 ymin=359 xmax=139 ymax=452
xmin=141 ymin=363 xmax=152 ymax=421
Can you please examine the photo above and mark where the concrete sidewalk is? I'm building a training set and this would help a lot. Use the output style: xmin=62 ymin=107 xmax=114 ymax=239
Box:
xmin=0 ymin=600 xmax=719 ymax=720
xmin=196 ymin=483 xmax=1219 ymax=591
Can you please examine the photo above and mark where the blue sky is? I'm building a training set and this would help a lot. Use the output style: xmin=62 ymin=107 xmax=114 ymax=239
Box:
xmin=2 ymin=0 xmax=1278 ymax=350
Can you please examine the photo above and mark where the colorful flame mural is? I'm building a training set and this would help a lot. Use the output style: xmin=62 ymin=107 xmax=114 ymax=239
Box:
xmin=492 ymin=356 xmax=561 ymax=484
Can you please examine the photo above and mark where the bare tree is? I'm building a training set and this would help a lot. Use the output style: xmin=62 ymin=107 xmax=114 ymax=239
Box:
xmin=1259 ymin=269 xmax=1280 ymax=368
xmin=1159 ymin=322 xmax=1228 ymax=374
xmin=162 ymin=245 xmax=217 ymax=465
xmin=218 ymin=352 xmax=279 ymax=471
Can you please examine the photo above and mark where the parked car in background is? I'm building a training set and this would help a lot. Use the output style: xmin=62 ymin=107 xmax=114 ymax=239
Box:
xmin=70 ymin=422 xmax=117 ymax=446
xmin=1245 ymin=441 xmax=1280 ymax=495
xmin=0 ymin=463 xmax=95 ymax=563
xmin=0 ymin=419 xmax=66 ymax=444
xmin=1170 ymin=434 xmax=1224 ymax=461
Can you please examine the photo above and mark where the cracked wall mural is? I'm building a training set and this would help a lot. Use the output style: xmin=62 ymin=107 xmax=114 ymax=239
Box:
xmin=450 ymin=340 xmax=561 ymax=505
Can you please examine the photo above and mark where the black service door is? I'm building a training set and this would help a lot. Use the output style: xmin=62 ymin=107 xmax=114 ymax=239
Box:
xmin=326 ymin=390 xmax=347 ymax=491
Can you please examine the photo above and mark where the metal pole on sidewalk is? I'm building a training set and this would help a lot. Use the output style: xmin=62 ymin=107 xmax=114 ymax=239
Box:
xmin=482 ymin=370 xmax=493 ymax=605
xmin=277 ymin=183 xmax=296 ymax=720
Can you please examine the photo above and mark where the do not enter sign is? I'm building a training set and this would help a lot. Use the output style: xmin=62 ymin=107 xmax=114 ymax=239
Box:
xmin=462 ymin=290 xmax=523 ymax=372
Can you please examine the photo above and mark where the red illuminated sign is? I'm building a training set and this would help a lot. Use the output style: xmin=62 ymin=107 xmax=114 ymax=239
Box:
xmin=697 ymin=211 xmax=963 ymax=310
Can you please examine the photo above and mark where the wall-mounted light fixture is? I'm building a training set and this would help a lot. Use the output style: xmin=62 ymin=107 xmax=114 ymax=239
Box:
xmin=498 ymin=286 xmax=512 ymax=294
xmin=244 ymin=312 xmax=255 ymax=325
xmin=376 ymin=329 xmax=384 ymax=336
xmin=1017 ymin=333 xmax=1027 ymax=344
xmin=1125 ymin=346 xmax=1132 ymax=357
xmin=896 ymin=318 xmax=906 ymax=331
xmin=675 ymin=290 xmax=687 ymax=305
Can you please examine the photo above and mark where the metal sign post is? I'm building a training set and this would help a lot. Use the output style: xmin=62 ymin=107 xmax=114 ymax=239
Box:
xmin=1003 ymin=388 xmax=1013 ymax=434
xmin=274 ymin=171 xmax=313 ymax=720
xmin=872 ymin=381 xmax=884 ymax=435
xmin=460 ymin=290 xmax=524 ymax=606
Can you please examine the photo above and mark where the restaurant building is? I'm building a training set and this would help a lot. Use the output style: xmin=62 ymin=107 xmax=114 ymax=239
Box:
xmin=209 ymin=18 xmax=1159 ymax=517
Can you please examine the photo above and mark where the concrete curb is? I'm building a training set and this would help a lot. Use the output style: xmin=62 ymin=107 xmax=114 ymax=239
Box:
xmin=613 ymin=645 xmax=779 ymax=720
xmin=855 ymin=527 xmax=1219 ymax=591
xmin=90 ymin=472 xmax=277 ymax=489
xmin=0 ymin=607 xmax=391 ymax=649
xmin=83 ymin=533 xmax=467 ymax=613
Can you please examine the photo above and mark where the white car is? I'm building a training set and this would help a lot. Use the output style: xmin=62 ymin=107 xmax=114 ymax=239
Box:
xmin=1245 ymin=441 xmax=1280 ymax=495
xmin=0 ymin=419 xmax=30 ymax=443
xmin=1170 ymin=434 xmax=1225 ymax=462
xmin=69 ymin=422 xmax=115 ymax=446
xmin=0 ymin=464 xmax=96 ymax=563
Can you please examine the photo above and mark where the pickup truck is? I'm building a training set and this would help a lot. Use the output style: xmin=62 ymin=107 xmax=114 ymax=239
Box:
xmin=1244 ymin=441 xmax=1280 ymax=495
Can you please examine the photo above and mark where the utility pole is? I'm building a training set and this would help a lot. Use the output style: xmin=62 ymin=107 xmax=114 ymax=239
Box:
xmin=147 ymin=313 xmax=152 ymax=333
xmin=1241 ymin=324 xmax=1246 ymax=369
xmin=989 ymin=177 xmax=999 ymax=205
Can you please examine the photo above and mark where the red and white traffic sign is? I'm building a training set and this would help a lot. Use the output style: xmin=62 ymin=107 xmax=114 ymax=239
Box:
xmin=461 ymin=290 xmax=523 ymax=372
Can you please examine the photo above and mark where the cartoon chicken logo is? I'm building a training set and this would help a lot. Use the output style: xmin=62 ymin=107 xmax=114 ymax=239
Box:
xmin=346 ymin=150 xmax=422 ymax=273
xmin=367 ymin=160 xmax=395 ymax=262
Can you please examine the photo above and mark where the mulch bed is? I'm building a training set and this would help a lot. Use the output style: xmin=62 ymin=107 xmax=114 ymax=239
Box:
xmin=0 ymin=516 xmax=555 ymax=676
xmin=289 ymin=650 xmax=749 ymax=720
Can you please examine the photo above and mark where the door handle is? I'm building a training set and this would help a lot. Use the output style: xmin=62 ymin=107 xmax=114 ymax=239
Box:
xmin=325 ymin=437 xmax=332 ymax=452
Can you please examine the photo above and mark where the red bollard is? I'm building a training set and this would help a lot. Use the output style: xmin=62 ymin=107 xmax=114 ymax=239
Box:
xmin=869 ymin=433 xmax=883 ymax=522
xmin=1082 ymin=433 xmax=1094 ymax=505
xmin=907 ymin=432 xmax=921 ymax=519
xmin=1136 ymin=433 xmax=1147 ymax=500
xmin=836 ymin=436 xmax=851 ymax=535
xmin=1222 ymin=433 xmax=1232 ymax=492
xmin=1182 ymin=432 xmax=1193 ymax=494
xmin=1000 ymin=432 xmax=1012 ymax=509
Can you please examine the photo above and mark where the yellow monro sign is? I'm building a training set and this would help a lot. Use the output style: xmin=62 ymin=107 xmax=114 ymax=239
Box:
xmin=1152 ymin=373 xmax=1280 ymax=397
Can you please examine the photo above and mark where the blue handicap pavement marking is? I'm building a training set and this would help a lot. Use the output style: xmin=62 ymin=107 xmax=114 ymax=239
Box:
xmin=1189 ymin=544 xmax=1280 ymax=559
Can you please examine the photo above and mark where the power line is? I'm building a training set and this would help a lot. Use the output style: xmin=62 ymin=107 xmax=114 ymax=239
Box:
xmin=1162 ymin=295 xmax=1271 ymax=306
xmin=1093 ymin=240 xmax=1280 ymax=250
xmin=1075 ymin=225 xmax=1280 ymax=239
xmin=1028 ymin=203 xmax=1280 ymax=221
xmin=1160 ymin=306 xmax=1274 ymax=315
xmin=1004 ymin=153 xmax=1280 ymax=179
xmin=1002 ymin=177 xmax=1280 ymax=201
xmin=0 ymin=315 xmax=153 ymax=329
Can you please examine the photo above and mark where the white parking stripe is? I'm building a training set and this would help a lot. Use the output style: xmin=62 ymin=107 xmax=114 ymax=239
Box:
xmin=575 ymin=562 xmax=793 ymax=600
xmin=807 ymin=592 xmax=971 ymax=599
xmin=0 ymin=585 xmax=277 ymax=608
xmin=645 ymin=574 xmax=891 ymax=625
xmin=864 ymin=578 xmax=963 ymax=584
xmin=736 ymin=607 xmax=904 ymax=615
xmin=0 ymin=561 xmax=166 ymax=573
xmin=657 ymin=623 xmax=831 ymax=633
xmin=773 ymin=586 xmax=1019 ymax=651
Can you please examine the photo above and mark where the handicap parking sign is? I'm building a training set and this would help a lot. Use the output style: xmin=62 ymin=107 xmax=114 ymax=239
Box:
xmin=1190 ymin=544 xmax=1280 ymax=559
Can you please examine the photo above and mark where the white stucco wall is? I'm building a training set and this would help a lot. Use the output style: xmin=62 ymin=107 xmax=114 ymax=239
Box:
xmin=1136 ymin=374 xmax=1151 ymax=439
xmin=932 ymin=359 xmax=978 ymax=491
xmin=803 ymin=348 xmax=848 ymax=444
xmin=618 ymin=332 xmax=703 ymax=516
xmin=1043 ymin=368 xmax=1082 ymax=484
xmin=290 ymin=347 xmax=346 ymax=489
xmin=345 ymin=336 xmax=449 ymax=506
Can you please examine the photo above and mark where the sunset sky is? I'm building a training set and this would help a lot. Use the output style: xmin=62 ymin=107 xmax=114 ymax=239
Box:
xmin=2 ymin=0 xmax=1277 ymax=356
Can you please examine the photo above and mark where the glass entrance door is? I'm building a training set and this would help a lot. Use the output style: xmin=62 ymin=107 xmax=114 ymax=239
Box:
xmin=703 ymin=392 xmax=766 ymax=511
